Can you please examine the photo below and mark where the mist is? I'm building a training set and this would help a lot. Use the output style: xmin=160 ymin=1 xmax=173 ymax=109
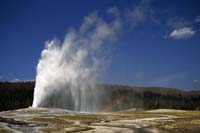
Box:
xmin=32 ymin=12 xmax=121 ymax=112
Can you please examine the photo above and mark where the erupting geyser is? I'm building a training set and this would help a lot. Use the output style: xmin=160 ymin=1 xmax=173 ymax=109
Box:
xmin=32 ymin=12 xmax=121 ymax=112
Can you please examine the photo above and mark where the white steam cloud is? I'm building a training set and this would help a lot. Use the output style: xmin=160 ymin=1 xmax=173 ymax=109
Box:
xmin=32 ymin=12 xmax=121 ymax=112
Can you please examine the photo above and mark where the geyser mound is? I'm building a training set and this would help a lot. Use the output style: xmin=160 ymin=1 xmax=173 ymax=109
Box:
xmin=32 ymin=12 xmax=121 ymax=112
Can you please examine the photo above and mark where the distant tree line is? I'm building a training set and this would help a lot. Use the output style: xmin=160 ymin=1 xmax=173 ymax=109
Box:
xmin=101 ymin=85 xmax=200 ymax=111
xmin=0 ymin=82 xmax=34 ymax=111
xmin=0 ymin=82 xmax=200 ymax=111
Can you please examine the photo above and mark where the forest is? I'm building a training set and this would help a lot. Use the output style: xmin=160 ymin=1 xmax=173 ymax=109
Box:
xmin=0 ymin=81 xmax=200 ymax=111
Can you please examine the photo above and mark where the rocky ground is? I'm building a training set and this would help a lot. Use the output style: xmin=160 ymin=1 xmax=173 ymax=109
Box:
xmin=0 ymin=108 xmax=200 ymax=133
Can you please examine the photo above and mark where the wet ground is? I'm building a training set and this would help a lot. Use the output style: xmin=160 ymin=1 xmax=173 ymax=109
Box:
xmin=0 ymin=108 xmax=200 ymax=133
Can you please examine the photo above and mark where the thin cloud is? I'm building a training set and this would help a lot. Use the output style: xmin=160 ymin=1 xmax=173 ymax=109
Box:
xmin=167 ymin=17 xmax=191 ymax=29
xmin=11 ymin=78 xmax=20 ymax=82
xmin=164 ymin=34 xmax=168 ymax=39
xmin=195 ymin=16 xmax=200 ymax=23
xmin=150 ymin=72 xmax=187 ymax=88
xmin=107 ymin=6 xmax=120 ymax=17
xmin=193 ymin=80 xmax=200 ymax=83
xmin=125 ymin=0 xmax=153 ymax=27
xmin=169 ymin=27 xmax=195 ymax=39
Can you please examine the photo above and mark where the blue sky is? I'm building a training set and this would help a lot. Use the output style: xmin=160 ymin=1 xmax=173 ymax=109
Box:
xmin=0 ymin=0 xmax=200 ymax=90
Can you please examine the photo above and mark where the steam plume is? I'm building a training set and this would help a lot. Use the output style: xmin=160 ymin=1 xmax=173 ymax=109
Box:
xmin=32 ymin=12 xmax=121 ymax=112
